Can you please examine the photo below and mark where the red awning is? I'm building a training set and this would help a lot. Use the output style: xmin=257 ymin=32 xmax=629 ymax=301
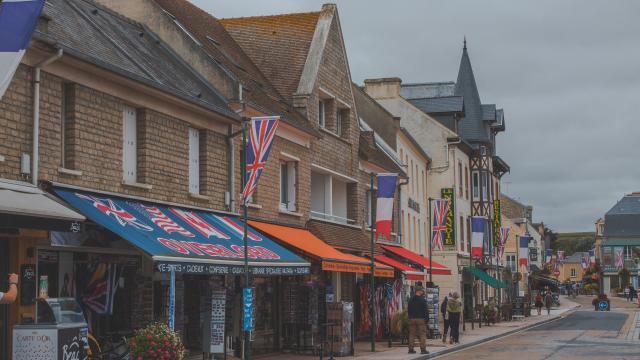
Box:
xmin=381 ymin=245 xmax=452 ymax=275
xmin=374 ymin=255 xmax=425 ymax=281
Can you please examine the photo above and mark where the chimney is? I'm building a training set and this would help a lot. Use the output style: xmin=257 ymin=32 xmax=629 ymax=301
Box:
xmin=363 ymin=77 xmax=402 ymax=99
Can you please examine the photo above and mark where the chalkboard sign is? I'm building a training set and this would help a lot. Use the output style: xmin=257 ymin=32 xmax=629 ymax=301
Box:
xmin=20 ymin=264 xmax=36 ymax=306
xmin=512 ymin=296 xmax=525 ymax=317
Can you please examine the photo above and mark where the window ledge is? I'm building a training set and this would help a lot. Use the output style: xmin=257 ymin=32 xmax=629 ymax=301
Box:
xmin=189 ymin=193 xmax=210 ymax=201
xmin=279 ymin=208 xmax=302 ymax=217
xmin=247 ymin=203 xmax=262 ymax=209
xmin=320 ymin=127 xmax=348 ymax=143
xmin=58 ymin=167 xmax=83 ymax=176
xmin=122 ymin=181 xmax=153 ymax=190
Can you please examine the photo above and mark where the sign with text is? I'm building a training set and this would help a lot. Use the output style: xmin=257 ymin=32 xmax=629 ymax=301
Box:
xmin=243 ymin=288 xmax=253 ymax=332
xmin=209 ymin=289 xmax=226 ymax=353
xmin=492 ymin=200 xmax=501 ymax=246
xmin=441 ymin=188 xmax=456 ymax=246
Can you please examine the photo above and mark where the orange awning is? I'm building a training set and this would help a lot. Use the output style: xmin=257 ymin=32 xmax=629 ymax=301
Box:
xmin=250 ymin=221 xmax=393 ymax=278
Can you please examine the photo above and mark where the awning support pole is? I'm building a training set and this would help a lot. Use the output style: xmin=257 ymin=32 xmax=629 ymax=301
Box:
xmin=242 ymin=117 xmax=251 ymax=360
xmin=370 ymin=172 xmax=376 ymax=353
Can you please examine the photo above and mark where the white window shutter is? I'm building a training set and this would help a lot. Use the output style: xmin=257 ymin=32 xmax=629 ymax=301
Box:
xmin=122 ymin=106 xmax=137 ymax=183
xmin=287 ymin=162 xmax=296 ymax=211
xmin=189 ymin=128 xmax=200 ymax=194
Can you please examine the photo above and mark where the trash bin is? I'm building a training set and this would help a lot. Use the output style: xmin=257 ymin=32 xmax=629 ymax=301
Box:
xmin=13 ymin=297 xmax=89 ymax=360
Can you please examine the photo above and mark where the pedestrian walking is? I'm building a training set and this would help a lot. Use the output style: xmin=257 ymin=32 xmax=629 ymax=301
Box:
xmin=441 ymin=293 xmax=450 ymax=343
xmin=628 ymin=286 xmax=635 ymax=302
xmin=447 ymin=292 xmax=462 ymax=344
xmin=0 ymin=273 xmax=18 ymax=304
xmin=407 ymin=286 xmax=429 ymax=355
xmin=544 ymin=291 xmax=553 ymax=315
xmin=534 ymin=292 xmax=543 ymax=315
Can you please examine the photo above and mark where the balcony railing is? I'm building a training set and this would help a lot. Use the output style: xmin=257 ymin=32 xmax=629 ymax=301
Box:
xmin=310 ymin=211 xmax=356 ymax=225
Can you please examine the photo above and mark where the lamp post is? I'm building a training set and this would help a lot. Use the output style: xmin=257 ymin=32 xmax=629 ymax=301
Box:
xmin=241 ymin=117 xmax=251 ymax=360
xmin=369 ymin=172 xmax=376 ymax=353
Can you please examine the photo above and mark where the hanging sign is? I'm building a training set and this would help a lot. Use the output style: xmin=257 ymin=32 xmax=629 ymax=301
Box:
xmin=492 ymin=200 xmax=501 ymax=246
xmin=243 ymin=287 xmax=253 ymax=332
xmin=441 ymin=188 xmax=456 ymax=246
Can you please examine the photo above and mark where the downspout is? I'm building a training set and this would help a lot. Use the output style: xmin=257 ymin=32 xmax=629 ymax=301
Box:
xmin=32 ymin=48 xmax=63 ymax=186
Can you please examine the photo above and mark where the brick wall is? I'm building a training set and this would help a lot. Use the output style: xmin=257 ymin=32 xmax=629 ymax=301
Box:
xmin=0 ymin=64 xmax=229 ymax=210
xmin=234 ymin=135 xmax=311 ymax=227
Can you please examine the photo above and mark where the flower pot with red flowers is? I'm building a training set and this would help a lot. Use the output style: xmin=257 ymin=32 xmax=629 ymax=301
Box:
xmin=129 ymin=322 xmax=186 ymax=360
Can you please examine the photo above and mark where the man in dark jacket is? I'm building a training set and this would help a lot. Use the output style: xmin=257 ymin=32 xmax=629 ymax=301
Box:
xmin=407 ymin=286 xmax=429 ymax=354
xmin=441 ymin=294 xmax=449 ymax=343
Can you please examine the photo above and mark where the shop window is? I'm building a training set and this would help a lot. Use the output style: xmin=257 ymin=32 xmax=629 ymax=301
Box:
xmin=188 ymin=127 xmax=200 ymax=194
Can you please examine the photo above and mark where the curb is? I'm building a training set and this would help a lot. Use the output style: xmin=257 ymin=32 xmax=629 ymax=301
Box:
xmin=416 ymin=305 xmax=581 ymax=359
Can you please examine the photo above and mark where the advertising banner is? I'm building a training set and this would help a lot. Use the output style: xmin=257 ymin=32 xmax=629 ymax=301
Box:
xmin=440 ymin=188 xmax=455 ymax=246
xmin=492 ymin=200 xmax=501 ymax=246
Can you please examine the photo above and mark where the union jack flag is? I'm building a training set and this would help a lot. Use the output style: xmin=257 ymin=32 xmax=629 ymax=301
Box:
xmin=431 ymin=199 xmax=450 ymax=251
xmin=615 ymin=247 xmax=624 ymax=268
xmin=141 ymin=205 xmax=194 ymax=237
xmin=497 ymin=227 xmax=510 ymax=259
xmin=76 ymin=193 xmax=153 ymax=232
xmin=242 ymin=116 xmax=280 ymax=203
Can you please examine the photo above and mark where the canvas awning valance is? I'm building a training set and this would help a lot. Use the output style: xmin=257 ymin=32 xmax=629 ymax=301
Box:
xmin=464 ymin=266 xmax=507 ymax=289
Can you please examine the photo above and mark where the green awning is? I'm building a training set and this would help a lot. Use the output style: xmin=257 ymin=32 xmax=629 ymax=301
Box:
xmin=464 ymin=266 xmax=507 ymax=289
xmin=603 ymin=238 xmax=640 ymax=247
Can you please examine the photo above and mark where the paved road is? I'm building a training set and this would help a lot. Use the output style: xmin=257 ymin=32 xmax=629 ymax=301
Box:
xmin=437 ymin=310 xmax=639 ymax=360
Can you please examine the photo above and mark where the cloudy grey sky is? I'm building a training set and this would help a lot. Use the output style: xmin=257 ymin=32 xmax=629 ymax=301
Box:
xmin=194 ymin=0 xmax=640 ymax=232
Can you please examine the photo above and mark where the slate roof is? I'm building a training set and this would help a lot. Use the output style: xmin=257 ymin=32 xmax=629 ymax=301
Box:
xmin=400 ymin=82 xmax=455 ymax=99
xmin=359 ymin=131 xmax=405 ymax=176
xmin=603 ymin=194 xmax=640 ymax=237
xmin=482 ymin=104 xmax=496 ymax=122
xmin=219 ymin=11 xmax=321 ymax=100
xmin=35 ymin=0 xmax=237 ymax=119
xmin=454 ymin=45 xmax=491 ymax=143
xmin=153 ymin=0 xmax=318 ymax=136
xmin=352 ymin=83 xmax=398 ymax=147
xmin=407 ymin=96 xmax=463 ymax=114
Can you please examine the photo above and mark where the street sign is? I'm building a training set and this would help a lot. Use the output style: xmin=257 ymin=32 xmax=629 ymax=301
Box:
xmin=598 ymin=300 xmax=609 ymax=311
xmin=243 ymin=287 xmax=253 ymax=332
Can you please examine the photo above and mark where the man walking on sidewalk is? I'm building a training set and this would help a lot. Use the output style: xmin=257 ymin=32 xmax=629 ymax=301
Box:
xmin=447 ymin=292 xmax=461 ymax=344
xmin=544 ymin=291 xmax=553 ymax=315
xmin=441 ymin=293 xmax=450 ymax=343
xmin=408 ymin=286 xmax=429 ymax=355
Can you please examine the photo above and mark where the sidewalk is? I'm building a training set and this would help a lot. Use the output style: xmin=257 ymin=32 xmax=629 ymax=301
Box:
xmin=249 ymin=296 xmax=580 ymax=360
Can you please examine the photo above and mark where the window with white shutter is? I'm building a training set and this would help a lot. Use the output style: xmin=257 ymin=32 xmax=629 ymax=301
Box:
xmin=280 ymin=160 xmax=297 ymax=211
xmin=122 ymin=105 xmax=137 ymax=183
xmin=188 ymin=127 xmax=200 ymax=194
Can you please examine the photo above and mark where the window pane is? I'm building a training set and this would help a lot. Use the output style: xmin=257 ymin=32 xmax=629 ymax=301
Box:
xmin=280 ymin=162 xmax=288 ymax=204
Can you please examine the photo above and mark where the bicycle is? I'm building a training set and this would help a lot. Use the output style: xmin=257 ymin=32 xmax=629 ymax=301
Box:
xmin=87 ymin=332 xmax=130 ymax=360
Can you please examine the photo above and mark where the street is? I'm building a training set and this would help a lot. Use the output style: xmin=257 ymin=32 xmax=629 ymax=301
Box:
xmin=437 ymin=310 xmax=638 ymax=360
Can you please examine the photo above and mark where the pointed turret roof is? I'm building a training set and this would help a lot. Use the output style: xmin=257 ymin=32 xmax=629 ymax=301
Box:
xmin=454 ymin=41 xmax=491 ymax=144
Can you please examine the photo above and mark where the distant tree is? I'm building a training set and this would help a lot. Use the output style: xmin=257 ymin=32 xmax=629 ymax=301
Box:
xmin=544 ymin=227 xmax=559 ymax=249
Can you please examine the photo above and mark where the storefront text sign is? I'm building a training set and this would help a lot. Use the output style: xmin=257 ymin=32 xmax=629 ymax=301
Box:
xmin=156 ymin=262 xmax=310 ymax=275
xmin=209 ymin=289 xmax=226 ymax=353
xmin=13 ymin=329 xmax=57 ymax=360
xmin=441 ymin=188 xmax=456 ymax=246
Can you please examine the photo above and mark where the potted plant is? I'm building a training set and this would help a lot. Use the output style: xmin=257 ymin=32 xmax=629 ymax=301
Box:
xmin=129 ymin=322 xmax=186 ymax=360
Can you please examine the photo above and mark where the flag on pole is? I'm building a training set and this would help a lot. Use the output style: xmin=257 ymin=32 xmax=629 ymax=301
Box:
xmin=581 ymin=252 xmax=589 ymax=270
xmin=375 ymin=173 xmax=397 ymax=240
xmin=614 ymin=247 xmax=624 ymax=268
xmin=0 ymin=0 xmax=45 ymax=99
xmin=497 ymin=227 xmax=510 ymax=260
xmin=545 ymin=249 xmax=552 ymax=264
xmin=470 ymin=217 xmax=485 ymax=258
xmin=518 ymin=236 xmax=529 ymax=266
xmin=431 ymin=199 xmax=450 ymax=251
xmin=557 ymin=250 xmax=565 ymax=261
xmin=589 ymin=249 xmax=596 ymax=266
xmin=242 ymin=116 xmax=279 ymax=203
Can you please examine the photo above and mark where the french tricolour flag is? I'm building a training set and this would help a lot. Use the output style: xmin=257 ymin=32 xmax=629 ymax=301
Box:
xmin=0 ymin=0 xmax=45 ymax=99
xmin=519 ymin=236 xmax=530 ymax=266
xmin=470 ymin=217 xmax=484 ymax=258
xmin=375 ymin=173 xmax=397 ymax=240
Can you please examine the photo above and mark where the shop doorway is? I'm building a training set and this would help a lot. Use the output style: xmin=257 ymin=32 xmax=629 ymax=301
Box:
xmin=0 ymin=239 xmax=8 ymax=359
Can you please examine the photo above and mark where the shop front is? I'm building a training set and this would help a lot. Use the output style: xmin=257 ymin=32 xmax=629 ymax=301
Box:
xmin=0 ymin=179 xmax=86 ymax=360
xmin=52 ymin=187 xmax=311 ymax=358
xmin=249 ymin=221 xmax=394 ymax=356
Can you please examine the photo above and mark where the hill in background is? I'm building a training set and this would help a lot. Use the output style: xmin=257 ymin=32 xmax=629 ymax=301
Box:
xmin=552 ymin=232 xmax=595 ymax=256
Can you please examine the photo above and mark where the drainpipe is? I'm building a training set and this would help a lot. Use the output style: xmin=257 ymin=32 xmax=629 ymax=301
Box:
xmin=32 ymin=48 xmax=63 ymax=185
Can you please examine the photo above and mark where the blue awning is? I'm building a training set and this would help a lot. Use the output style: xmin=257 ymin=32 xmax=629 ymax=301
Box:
xmin=54 ymin=188 xmax=310 ymax=275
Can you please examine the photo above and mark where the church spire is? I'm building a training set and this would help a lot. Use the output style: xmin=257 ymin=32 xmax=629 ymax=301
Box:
xmin=463 ymin=36 xmax=467 ymax=50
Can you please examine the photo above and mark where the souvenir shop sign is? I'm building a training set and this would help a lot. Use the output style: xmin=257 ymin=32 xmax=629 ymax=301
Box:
xmin=321 ymin=261 xmax=394 ymax=278
xmin=492 ymin=200 xmax=501 ymax=246
xmin=54 ymin=188 xmax=310 ymax=272
xmin=440 ymin=188 xmax=455 ymax=246
xmin=156 ymin=262 xmax=310 ymax=275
